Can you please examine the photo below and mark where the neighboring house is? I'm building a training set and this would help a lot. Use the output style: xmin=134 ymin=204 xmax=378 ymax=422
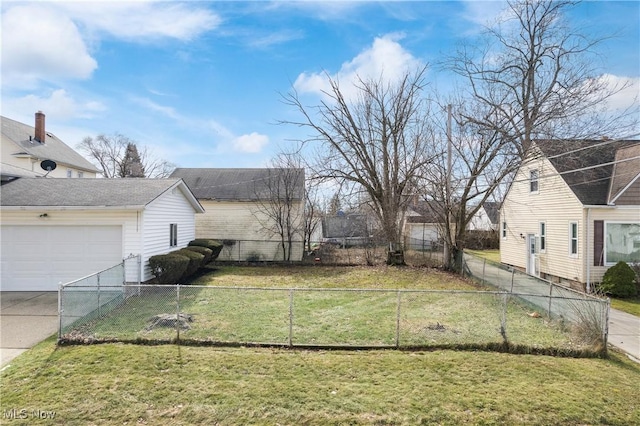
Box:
xmin=0 ymin=178 xmax=204 ymax=291
xmin=322 ymin=213 xmax=369 ymax=246
xmin=170 ymin=168 xmax=305 ymax=261
xmin=500 ymin=139 xmax=640 ymax=290
xmin=468 ymin=201 xmax=501 ymax=231
xmin=404 ymin=201 xmax=442 ymax=250
xmin=1 ymin=112 xmax=100 ymax=181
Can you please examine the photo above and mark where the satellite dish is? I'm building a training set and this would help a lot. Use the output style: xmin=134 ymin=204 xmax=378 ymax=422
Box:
xmin=40 ymin=159 xmax=57 ymax=172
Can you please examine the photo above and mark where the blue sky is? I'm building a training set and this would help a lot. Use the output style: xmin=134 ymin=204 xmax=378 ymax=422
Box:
xmin=2 ymin=1 xmax=639 ymax=169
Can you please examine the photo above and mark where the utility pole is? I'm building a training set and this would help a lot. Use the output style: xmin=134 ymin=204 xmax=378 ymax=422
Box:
xmin=444 ymin=104 xmax=453 ymax=268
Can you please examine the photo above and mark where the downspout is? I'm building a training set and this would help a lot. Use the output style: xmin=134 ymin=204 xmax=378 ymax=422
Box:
xmin=586 ymin=207 xmax=591 ymax=293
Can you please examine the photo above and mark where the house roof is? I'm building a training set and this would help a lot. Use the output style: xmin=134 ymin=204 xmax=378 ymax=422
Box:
xmin=534 ymin=139 xmax=640 ymax=206
xmin=170 ymin=168 xmax=305 ymax=201
xmin=1 ymin=162 xmax=45 ymax=180
xmin=482 ymin=201 xmax=501 ymax=225
xmin=608 ymin=143 xmax=640 ymax=204
xmin=0 ymin=178 xmax=204 ymax=212
xmin=406 ymin=201 xmax=441 ymax=223
xmin=1 ymin=115 xmax=100 ymax=173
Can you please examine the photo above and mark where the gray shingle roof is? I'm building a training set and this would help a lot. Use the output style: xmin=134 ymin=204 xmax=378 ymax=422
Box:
xmin=0 ymin=178 xmax=191 ymax=208
xmin=1 ymin=115 xmax=100 ymax=173
xmin=482 ymin=201 xmax=501 ymax=225
xmin=534 ymin=139 xmax=640 ymax=205
xmin=170 ymin=168 xmax=305 ymax=201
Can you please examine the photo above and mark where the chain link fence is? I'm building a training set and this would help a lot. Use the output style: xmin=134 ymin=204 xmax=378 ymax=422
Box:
xmin=59 ymin=279 xmax=607 ymax=356
xmin=462 ymin=251 xmax=610 ymax=351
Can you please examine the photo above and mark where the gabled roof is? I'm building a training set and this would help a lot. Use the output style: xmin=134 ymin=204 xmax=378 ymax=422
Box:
xmin=170 ymin=168 xmax=305 ymax=201
xmin=608 ymin=143 xmax=640 ymax=205
xmin=1 ymin=162 xmax=45 ymax=181
xmin=482 ymin=201 xmax=501 ymax=225
xmin=0 ymin=178 xmax=204 ymax=212
xmin=533 ymin=139 xmax=640 ymax=206
xmin=1 ymin=115 xmax=100 ymax=173
xmin=406 ymin=201 xmax=441 ymax=223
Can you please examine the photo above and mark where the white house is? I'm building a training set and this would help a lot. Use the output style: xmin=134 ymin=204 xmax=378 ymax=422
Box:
xmin=500 ymin=139 xmax=640 ymax=290
xmin=1 ymin=112 xmax=100 ymax=181
xmin=468 ymin=201 xmax=501 ymax=231
xmin=403 ymin=201 xmax=442 ymax=250
xmin=170 ymin=168 xmax=305 ymax=261
xmin=1 ymin=178 xmax=204 ymax=291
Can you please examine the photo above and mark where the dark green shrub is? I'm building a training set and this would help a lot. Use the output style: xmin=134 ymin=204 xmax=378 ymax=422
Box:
xmin=174 ymin=249 xmax=205 ymax=280
xmin=184 ymin=245 xmax=213 ymax=264
xmin=599 ymin=261 xmax=638 ymax=298
xmin=149 ymin=254 xmax=189 ymax=284
xmin=188 ymin=239 xmax=223 ymax=260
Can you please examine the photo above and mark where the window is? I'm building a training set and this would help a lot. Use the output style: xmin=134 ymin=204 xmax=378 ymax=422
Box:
xmin=529 ymin=169 xmax=539 ymax=193
xmin=604 ymin=222 xmax=640 ymax=265
xmin=539 ymin=222 xmax=546 ymax=252
xmin=77 ymin=171 xmax=84 ymax=178
xmin=66 ymin=169 xmax=72 ymax=178
xmin=569 ymin=222 xmax=578 ymax=256
xmin=169 ymin=223 xmax=178 ymax=247
xmin=502 ymin=221 xmax=507 ymax=239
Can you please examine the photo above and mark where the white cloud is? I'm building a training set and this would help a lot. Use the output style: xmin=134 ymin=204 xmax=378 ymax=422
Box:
xmin=599 ymin=74 xmax=640 ymax=111
xmin=1 ymin=1 xmax=220 ymax=88
xmin=232 ymin=133 xmax=269 ymax=153
xmin=1 ymin=5 xmax=98 ymax=88
xmin=3 ymin=89 xmax=106 ymax=122
xmin=294 ymin=33 xmax=424 ymax=100
xmin=59 ymin=1 xmax=221 ymax=41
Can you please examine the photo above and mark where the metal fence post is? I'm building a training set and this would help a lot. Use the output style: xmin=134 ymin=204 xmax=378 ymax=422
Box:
xmin=510 ymin=269 xmax=515 ymax=293
xmin=395 ymin=291 xmax=401 ymax=348
xmin=548 ymin=284 xmax=553 ymax=317
xmin=482 ymin=259 xmax=486 ymax=285
xmin=289 ymin=289 xmax=294 ymax=347
xmin=176 ymin=284 xmax=181 ymax=343
xmin=97 ymin=273 xmax=101 ymax=318
xmin=58 ymin=282 xmax=63 ymax=341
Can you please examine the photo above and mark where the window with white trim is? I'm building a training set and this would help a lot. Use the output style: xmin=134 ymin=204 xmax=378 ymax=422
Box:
xmin=569 ymin=222 xmax=578 ymax=256
xmin=502 ymin=221 xmax=507 ymax=239
xmin=66 ymin=169 xmax=72 ymax=178
xmin=540 ymin=222 xmax=546 ymax=252
xmin=529 ymin=169 xmax=539 ymax=193
xmin=170 ymin=223 xmax=178 ymax=247
xmin=605 ymin=222 xmax=640 ymax=265
xmin=77 ymin=171 xmax=84 ymax=178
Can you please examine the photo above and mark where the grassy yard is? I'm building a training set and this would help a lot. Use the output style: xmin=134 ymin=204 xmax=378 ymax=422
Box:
xmin=3 ymin=265 xmax=639 ymax=425
xmin=610 ymin=296 xmax=640 ymax=317
xmin=60 ymin=266 xmax=601 ymax=354
xmin=465 ymin=249 xmax=501 ymax=263
xmin=1 ymin=338 xmax=639 ymax=425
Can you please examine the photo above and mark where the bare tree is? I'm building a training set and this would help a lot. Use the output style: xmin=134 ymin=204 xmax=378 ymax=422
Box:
xmin=251 ymin=155 xmax=305 ymax=262
xmin=421 ymin=99 xmax=520 ymax=271
xmin=77 ymin=133 xmax=175 ymax=178
xmin=303 ymin=179 xmax=325 ymax=252
xmin=448 ymin=0 xmax=636 ymax=158
xmin=281 ymin=67 xmax=437 ymax=264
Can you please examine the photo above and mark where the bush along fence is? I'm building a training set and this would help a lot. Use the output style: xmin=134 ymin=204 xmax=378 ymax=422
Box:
xmin=59 ymin=282 xmax=608 ymax=358
xmin=462 ymin=251 xmax=610 ymax=355
xmin=149 ymin=239 xmax=223 ymax=283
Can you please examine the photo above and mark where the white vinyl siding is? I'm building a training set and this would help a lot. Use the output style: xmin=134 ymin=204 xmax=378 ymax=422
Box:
xmin=142 ymin=187 xmax=197 ymax=279
xmin=501 ymin=151 xmax=584 ymax=283
xmin=196 ymin=200 xmax=304 ymax=261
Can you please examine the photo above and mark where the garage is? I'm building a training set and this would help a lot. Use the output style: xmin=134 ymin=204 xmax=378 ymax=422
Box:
xmin=1 ymin=225 xmax=122 ymax=291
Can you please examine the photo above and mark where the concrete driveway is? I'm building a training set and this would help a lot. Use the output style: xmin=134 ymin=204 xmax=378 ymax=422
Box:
xmin=1 ymin=292 xmax=59 ymax=367
xmin=608 ymin=308 xmax=640 ymax=361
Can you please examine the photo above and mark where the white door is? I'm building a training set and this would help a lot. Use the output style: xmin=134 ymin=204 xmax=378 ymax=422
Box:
xmin=1 ymin=225 xmax=122 ymax=291
xmin=526 ymin=234 xmax=538 ymax=276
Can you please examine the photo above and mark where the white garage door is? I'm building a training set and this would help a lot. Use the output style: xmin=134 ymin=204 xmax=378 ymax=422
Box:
xmin=1 ymin=225 xmax=122 ymax=291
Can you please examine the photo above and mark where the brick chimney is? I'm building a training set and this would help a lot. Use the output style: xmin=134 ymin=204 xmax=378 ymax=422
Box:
xmin=35 ymin=111 xmax=46 ymax=143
